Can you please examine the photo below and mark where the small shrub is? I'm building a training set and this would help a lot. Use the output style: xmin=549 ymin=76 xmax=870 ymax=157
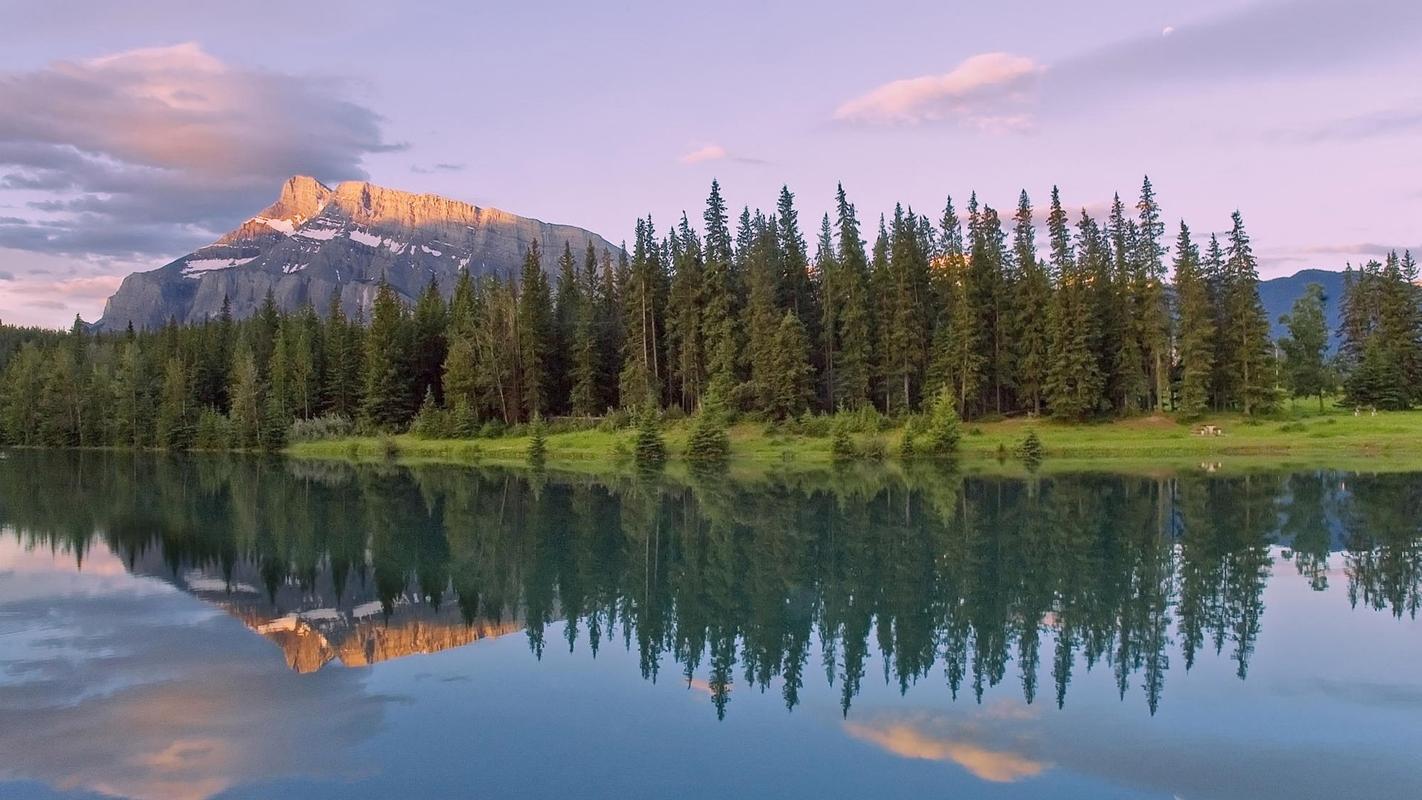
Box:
xmin=194 ymin=408 xmax=233 ymax=451
xmin=479 ymin=419 xmax=506 ymax=439
xmin=633 ymin=408 xmax=666 ymax=468
xmin=862 ymin=437 xmax=888 ymax=461
xmin=898 ymin=418 xmax=918 ymax=459
xmin=409 ymin=388 xmax=452 ymax=439
xmin=923 ymin=388 xmax=962 ymax=457
xmin=831 ymin=417 xmax=857 ymax=462
xmin=527 ymin=414 xmax=547 ymax=468
xmin=1016 ymin=429 xmax=1044 ymax=468
xmin=1278 ymin=421 xmax=1306 ymax=433
xmin=798 ymin=412 xmax=831 ymax=438
xmin=687 ymin=393 xmax=732 ymax=465
xmin=451 ymin=399 xmax=478 ymax=438
xmin=289 ymin=413 xmax=355 ymax=444
xmin=600 ymin=408 xmax=631 ymax=432
xmin=378 ymin=434 xmax=400 ymax=461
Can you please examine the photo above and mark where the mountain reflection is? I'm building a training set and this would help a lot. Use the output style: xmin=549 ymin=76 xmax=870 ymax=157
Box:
xmin=2 ymin=452 xmax=1419 ymax=719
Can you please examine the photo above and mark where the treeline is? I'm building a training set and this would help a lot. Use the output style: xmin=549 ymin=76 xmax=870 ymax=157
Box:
xmin=10 ymin=453 xmax=1420 ymax=715
xmin=1 ymin=178 xmax=1419 ymax=449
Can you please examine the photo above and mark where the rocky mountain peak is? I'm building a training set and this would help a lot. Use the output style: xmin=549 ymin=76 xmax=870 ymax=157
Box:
xmin=99 ymin=175 xmax=619 ymax=330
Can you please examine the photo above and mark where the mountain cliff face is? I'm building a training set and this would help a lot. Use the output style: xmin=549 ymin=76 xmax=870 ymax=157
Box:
xmin=97 ymin=175 xmax=619 ymax=329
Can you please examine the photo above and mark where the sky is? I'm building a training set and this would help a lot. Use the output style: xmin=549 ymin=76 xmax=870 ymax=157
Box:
xmin=1 ymin=0 xmax=1420 ymax=328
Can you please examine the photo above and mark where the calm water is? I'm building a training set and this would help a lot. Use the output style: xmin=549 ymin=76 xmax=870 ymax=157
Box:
xmin=1 ymin=452 xmax=1419 ymax=800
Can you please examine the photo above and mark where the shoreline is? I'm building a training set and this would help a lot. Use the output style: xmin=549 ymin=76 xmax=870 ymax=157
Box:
xmin=282 ymin=409 xmax=1422 ymax=475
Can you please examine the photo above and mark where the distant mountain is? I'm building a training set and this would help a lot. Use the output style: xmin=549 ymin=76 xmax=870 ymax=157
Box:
xmin=1258 ymin=268 xmax=1346 ymax=349
xmin=97 ymin=175 xmax=619 ymax=330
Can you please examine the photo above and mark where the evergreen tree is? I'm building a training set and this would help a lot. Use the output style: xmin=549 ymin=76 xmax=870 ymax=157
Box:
xmin=619 ymin=218 xmax=664 ymax=408
xmin=571 ymin=241 xmax=604 ymax=415
xmin=1135 ymin=177 xmax=1171 ymax=412
xmin=633 ymin=407 xmax=666 ymax=468
xmin=412 ymin=277 xmax=448 ymax=407
xmin=1046 ymin=209 xmax=1105 ymax=419
xmin=1012 ymin=191 xmax=1050 ymax=415
xmin=1173 ymin=222 xmax=1214 ymax=418
xmin=230 ymin=346 xmax=262 ymax=448
xmin=666 ymin=214 xmax=705 ymax=412
xmin=702 ymin=181 xmax=740 ymax=395
xmin=766 ymin=311 xmax=813 ymax=419
xmin=518 ymin=239 xmax=554 ymax=419
xmin=362 ymin=279 xmax=413 ymax=429
xmin=156 ymin=356 xmax=194 ymax=450
xmin=833 ymin=184 xmax=872 ymax=409
xmin=924 ymin=386 xmax=962 ymax=456
xmin=1221 ymin=212 xmax=1276 ymax=414
xmin=1279 ymin=283 xmax=1330 ymax=409
xmin=686 ymin=389 xmax=731 ymax=464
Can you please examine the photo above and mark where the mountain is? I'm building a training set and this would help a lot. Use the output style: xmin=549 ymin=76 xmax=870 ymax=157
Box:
xmin=97 ymin=175 xmax=620 ymax=329
xmin=131 ymin=547 xmax=530 ymax=673
xmin=1259 ymin=268 xmax=1346 ymax=349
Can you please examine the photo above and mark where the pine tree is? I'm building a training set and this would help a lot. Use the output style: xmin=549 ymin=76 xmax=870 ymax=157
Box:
xmin=552 ymin=241 xmax=580 ymax=412
xmin=527 ymin=412 xmax=548 ymax=467
xmin=321 ymin=289 xmax=360 ymax=419
xmin=686 ymin=389 xmax=731 ymax=464
xmin=156 ymin=356 xmax=194 ymax=450
xmin=666 ymin=214 xmax=705 ymax=412
xmin=833 ymin=184 xmax=872 ymax=409
xmin=928 ymin=196 xmax=981 ymax=416
xmin=362 ymin=279 xmax=413 ymax=429
xmin=260 ymin=389 xmax=290 ymax=453
xmin=924 ymin=386 xmax=962 ymax=456
xmin=230 ymin=346 xmax=261 ymax=448
xmin=517 ymin=239 xmax=554 ymax=419
xmin=633 ymin=407 xmax=666 ymax=468
xmin=814 ymin=214 xmax=839 ymax=410
xmin=1135 ymin=177 xmax=1171 ymax=412
xmin=1173 ymin=222 xmax=1214 ymax=418
xmin=412 ymin=276 xmax=448 ymax=408
xmin=1221 ymin=211 xmax=1276 ymax=414
xmin=619 ymin=218 xmax=663 ymax=408
xmin=702 ymin=181 xmax=740 ymax=395
xmin=746 ymin=211 xmax=783 ymax=411
xmin=571 ymin=241 xmax=604 ymax=415
xmin=1279 ymin=283 xmax=1330 ymax=409
xmin=1012 ymin=191 xmax=1050 ymax=415
xmin=766 ymin=310 xmax=813 ymax=419
xmin=1046 ymin=208 xmax=1105 ymax=419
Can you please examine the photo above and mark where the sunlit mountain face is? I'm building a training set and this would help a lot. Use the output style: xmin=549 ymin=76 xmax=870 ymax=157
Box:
xmin=2 ymin=452 xmax=1421 ymax=799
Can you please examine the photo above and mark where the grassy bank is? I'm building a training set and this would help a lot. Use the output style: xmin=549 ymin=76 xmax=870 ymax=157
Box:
xmin=285 ymin=404 xmax=1422 ymax=472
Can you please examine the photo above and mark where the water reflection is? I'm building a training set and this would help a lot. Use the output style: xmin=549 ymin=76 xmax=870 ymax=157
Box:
xmin=2 ymin=452 xmax=1418 ymax=723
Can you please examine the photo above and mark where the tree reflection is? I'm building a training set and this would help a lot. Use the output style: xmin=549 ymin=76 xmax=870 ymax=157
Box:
xmin=2 ymin=451 xmax=1420 ymax=717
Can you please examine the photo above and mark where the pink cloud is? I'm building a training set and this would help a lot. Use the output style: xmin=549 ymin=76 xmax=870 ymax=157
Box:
xmin=679 ymin=144 xmax=728 ymax=164
xmin=834 ymin=52 xmax=1045 ymax=127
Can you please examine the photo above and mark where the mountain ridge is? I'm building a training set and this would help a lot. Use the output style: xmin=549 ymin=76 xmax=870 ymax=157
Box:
xmin=97 ymin=175 xmax=620 ymax=330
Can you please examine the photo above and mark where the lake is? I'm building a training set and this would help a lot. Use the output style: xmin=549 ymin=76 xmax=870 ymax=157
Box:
xmin=1 ymin=451 xmax=1419 ymax=799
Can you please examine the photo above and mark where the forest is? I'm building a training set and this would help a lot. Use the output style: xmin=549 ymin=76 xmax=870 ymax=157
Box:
xmin=1 ymin=178 xmax=1420 ymax=452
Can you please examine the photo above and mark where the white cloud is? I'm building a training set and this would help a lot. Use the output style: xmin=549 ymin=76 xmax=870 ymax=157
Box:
xmin=833 ymin=52 xmax=1045 ymax=127
xmin=1162 ymin=25 xmax=1176 ymax=37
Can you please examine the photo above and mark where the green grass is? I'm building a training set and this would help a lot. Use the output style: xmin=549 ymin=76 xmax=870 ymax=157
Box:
xmin=286 ymin=402 xmax=1422 ymax=473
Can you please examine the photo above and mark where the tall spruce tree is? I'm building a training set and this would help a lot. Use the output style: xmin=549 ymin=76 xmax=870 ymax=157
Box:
xmin=833 ymin=184 xmax=872 ymax=409
xmin=517 ymin=239 xmax=554 ymax=418
xmin=1279 ymin=283 xmax=1330 ymax=409
xmin=1221 ymin=211 xmax=1276 ymax=414
xmin=1012 ymin=191 xmax=1050 ymax=415
xmin=1172 ymin=222 xmax=1214 ymax=418
xmin=702 ymin=181 xmax=740 ymax=395
xmin=362 ymin=279 xmax=413 ymax=429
